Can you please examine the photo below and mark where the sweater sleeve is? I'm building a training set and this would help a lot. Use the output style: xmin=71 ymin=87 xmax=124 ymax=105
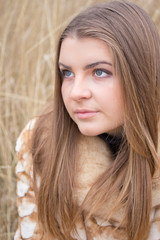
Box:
xmin=14 ymin=119 xmax=44 ymax=240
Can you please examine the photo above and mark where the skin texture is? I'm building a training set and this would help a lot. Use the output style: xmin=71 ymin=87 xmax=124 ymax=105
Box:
xmin=59 ymin=37 xmax=124 ymax=136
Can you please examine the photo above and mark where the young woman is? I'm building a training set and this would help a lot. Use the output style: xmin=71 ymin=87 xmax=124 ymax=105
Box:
xmin=15 ymin=1 xmax=160 ymax=240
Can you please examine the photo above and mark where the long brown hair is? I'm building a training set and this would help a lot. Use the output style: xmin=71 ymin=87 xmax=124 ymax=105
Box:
xmin=32 ymin=1 xmax=160 ymax=240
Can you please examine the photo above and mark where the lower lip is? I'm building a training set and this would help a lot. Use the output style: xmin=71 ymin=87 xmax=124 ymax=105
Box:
xmin=76 ymin=111 xmax=98 ymax=119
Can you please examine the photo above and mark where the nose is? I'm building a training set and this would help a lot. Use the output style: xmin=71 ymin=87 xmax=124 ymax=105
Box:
xmin=70 ymin=76 xmax=92 ymax=101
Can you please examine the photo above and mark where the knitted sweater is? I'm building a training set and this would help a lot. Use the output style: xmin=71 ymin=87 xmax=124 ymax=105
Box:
xmin=14 ymin=119 xmax=160 ymax=240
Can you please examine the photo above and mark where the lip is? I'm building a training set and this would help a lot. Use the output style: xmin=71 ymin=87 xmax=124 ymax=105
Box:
xmin=75 ymin=109 xmax=99 ymax=119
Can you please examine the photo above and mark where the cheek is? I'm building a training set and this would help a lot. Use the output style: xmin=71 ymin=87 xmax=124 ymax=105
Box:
xmin=103 ymin=84 xmax=124 ymax=115
xmin=113 ymin=90 xmax=125 ymax=120
xmin=111 ymin=82 xmax=124 ymax=107
xmin=61 ymin=83 xmax=70 ymax=110
xmin=116 ymin=88 xmax=124 ymax=110
xmin=61 ymin=84 xmax=67 ymax=102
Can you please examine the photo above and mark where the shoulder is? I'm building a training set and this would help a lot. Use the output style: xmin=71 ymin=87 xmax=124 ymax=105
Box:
xmin=16 ymin=102 xmax=54 ymax=158
xmin=16 ymin=119 xmax=37 ymax=156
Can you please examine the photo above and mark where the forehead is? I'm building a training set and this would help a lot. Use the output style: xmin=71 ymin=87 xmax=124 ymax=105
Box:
xmin=59 ymin=37 xmax=113 ymax=65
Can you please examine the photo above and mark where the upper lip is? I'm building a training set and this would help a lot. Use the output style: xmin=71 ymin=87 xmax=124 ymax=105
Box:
xmin=74 ymin=109 xmax=98 ymax=113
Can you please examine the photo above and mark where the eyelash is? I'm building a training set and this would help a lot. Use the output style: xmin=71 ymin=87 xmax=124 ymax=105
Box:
xmin=60 ymin=68 xmax=112 ymax=79
xmin=60 ymin=69 xmax=74 ymax=79
xmin=93 ymin=68 xmax=112 ymax=78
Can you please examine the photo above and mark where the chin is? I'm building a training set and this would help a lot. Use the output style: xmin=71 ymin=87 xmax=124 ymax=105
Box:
xmin=78 ymin=127 xmax=103 ymax=137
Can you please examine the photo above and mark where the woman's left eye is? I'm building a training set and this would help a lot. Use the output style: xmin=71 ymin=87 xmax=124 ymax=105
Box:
xmin=94 ymin=69 xmax=112 ymax=78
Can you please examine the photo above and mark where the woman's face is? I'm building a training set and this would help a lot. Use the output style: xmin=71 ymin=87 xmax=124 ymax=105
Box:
xmin=59 ymin=37 xmax=124 ymax=136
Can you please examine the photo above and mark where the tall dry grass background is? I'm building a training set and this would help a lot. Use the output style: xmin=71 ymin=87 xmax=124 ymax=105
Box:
xmin=0 ymin=0 xmax=160 ymax=239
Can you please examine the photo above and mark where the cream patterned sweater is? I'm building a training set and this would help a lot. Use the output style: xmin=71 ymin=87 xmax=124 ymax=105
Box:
xmin=14 ymin=120 xmax=160 ymax=240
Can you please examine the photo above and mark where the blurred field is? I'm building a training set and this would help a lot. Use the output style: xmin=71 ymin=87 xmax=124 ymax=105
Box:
xmin=0 ymin=0 xmax=160 ymax=239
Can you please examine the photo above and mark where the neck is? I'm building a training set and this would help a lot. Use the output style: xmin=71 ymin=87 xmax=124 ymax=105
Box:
xmin=99 ymin=133 xmax=123 ymax=157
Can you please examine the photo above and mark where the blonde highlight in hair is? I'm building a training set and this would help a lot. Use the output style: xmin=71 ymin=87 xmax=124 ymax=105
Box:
xmin=32 ymin=1 xmax=160 ymax=240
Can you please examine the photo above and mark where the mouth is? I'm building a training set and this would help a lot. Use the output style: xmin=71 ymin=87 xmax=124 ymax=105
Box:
xmin=75 ymin=109 xmax=99 ymax=119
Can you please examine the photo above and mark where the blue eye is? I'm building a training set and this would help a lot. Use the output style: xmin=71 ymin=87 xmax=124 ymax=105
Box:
xmin=61 ymin=70 xmax=74 ymax=78
xmin=94 ymin=69 xmax=112 ymax=78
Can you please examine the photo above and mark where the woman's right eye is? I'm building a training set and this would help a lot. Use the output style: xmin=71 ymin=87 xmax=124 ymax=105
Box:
xmin=61 ymin=70 xmax=74 ymax=78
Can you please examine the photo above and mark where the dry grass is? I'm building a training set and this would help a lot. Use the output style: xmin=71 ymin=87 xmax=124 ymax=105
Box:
xmin=0 ymin=0 xmax=159 ymax=239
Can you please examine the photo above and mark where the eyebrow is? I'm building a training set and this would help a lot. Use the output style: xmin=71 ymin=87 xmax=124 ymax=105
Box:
xmin=59 ymin=61 xmax=112 ymax=70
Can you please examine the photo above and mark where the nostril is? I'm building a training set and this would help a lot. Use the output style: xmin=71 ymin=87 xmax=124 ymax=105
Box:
xmin=70 ymin=87 xmax=92 ymax=101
